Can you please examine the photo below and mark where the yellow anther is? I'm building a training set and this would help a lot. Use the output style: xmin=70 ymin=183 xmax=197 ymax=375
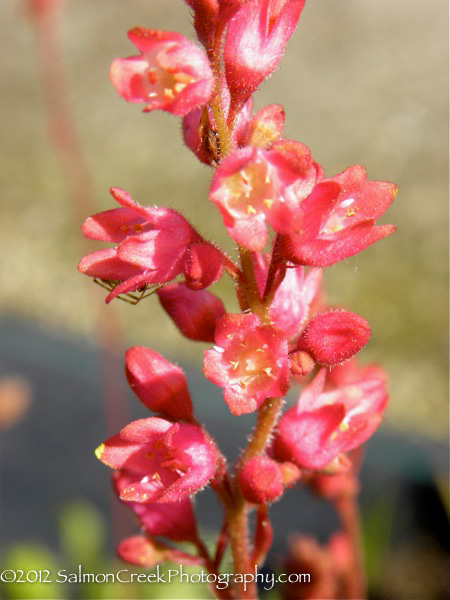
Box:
xmin=174 ymin=82 xmax=187 ymax=94
xmin=229 ymin=360 xmax=240 ymax=370
xmin=164 ymin=88 xmax=175 ymax=99
xmin=339 ymin=422 xmax=349 ymax=432
xmin=263 ymin=367 xmax=272 ymax=376
xmin=345 ymin=208 xmax=356 ymax=217
xmin=134 ymin=223 xmax=144 ymax=233
xmin=94 ymin=443 xmax=105 ymax=460
xmin=152 ymin=471 xmax=162 ymax=481
xmin=264 ymin=198 xmax=274 ymax=208
xmin=247 ymin=204 xmax=257 ymax=215
xmin=173 ymin=72 xmax=194 ymax=84
xmin=120 ymin=224 xmax=130 ymax=233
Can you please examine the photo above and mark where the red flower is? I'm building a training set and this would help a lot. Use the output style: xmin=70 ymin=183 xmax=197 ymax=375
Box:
xmin=110 ymin=28 xmax=215 ymax=116
xmin=95 ymin=417 xmax=218 ymax=502
xmin=282 ymin=165 xmax=398 ymax=267
xmin=274 ymin=366 xmax=388 ymax=469
xmin=204 ymin=313 xmax=290 ymax=415
xmin=295 ymin=309 xmax=371 ymax=366
xmin=224 ymin=0 xmax=306 ymax=108
xmin=269 ymin=265 xmax=323 ymax=344
xmin=125 ymin=346 xmax=194 ymax=422
xmin=113 ymin=471 xmax=199 ymax=543
xmin=78 ymin=187 xmax=198 ymax=303
xmin=210 ymin=145 xmax=316 ymax=252
xmin=157 ymin=283 xmax=226 ymax=343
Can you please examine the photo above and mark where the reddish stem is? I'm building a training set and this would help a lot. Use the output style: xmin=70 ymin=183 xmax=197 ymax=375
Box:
xmin=335 ymin=491 xmax=367 ymax=599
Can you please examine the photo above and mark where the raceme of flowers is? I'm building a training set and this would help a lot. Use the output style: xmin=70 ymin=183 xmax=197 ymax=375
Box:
xmin=76 ymin=1 xmax=397 ymax=597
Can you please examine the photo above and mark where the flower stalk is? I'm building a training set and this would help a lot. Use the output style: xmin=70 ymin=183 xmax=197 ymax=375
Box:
xmin=74 ymin=1 xmax=398 ymax=597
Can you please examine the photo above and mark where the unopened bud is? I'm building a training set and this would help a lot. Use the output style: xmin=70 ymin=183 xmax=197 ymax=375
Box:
xmin=290 ymin=350 xmax=315 ymax=376
xmin=239 ymin=456 xmax=283 ymax=504
xmin=158 ymin=283 xmax=225 ymax=343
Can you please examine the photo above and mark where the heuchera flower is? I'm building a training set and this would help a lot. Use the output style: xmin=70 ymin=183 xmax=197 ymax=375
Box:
xmin=243 ymin=104 xmax=286 ymax=149
xmin=125 ymin=346 xmax=194 ymax=422
xmin=110 ymin=28 xmax=215 ymax=116
xmin=273 ymin=366 xmax=388 ymax=469
xmin=183 ymin=242 xmax=223 ymax=290
xmin=117 ymin=536 xmax=173 ymax=568
xmin=78 ymin=187 xmax=199 ymax=303
xmin=282 ymin=165 xmax=398 ymax=267
xmin=113 ymin=471 xmax=199 ymax=543
xmin=261 ymin=263 xmax=323 ymax=345
xmin=295 ymin=309 xmax=371 ymax=366
xmin=238 ymin=455 xmax=283 ymax=504
xmin=158 ymin=283 xmax=226 ymax=343
xmin=224 ymin=0 xmax=306 ymax=109
xmin=95 ymin=417 xmax=218 ymax=502
xmin=204 ymin=313 xmax=290 ymax=415
xmin=210 ymin=144 xmax=316 ymax=251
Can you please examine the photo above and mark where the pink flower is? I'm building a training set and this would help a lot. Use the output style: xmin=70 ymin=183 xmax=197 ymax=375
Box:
xmin=95 ymin=417 xmax=218 ymax=502
xmin=282 ymin=165 xmax=398 ymax=267
xmin=210 ymin=145 xmax=316 ymax=252
xmin=117 ymin=536 xmax=170 ymax=568
xmin=183 ymin=242 xmax=223 ymax=290
xmin=110 ymin=28 xmax=215 ymax=116
xmin=267 ymin=265 xmax=323 ymax=344
xmin=274 ymin=366 xmax=388 ymax=469
xmin=157 ymin=283 xmax=226 ymax=343
xmin=125 ymin=346 xmax=194 ymax=422
xmin=78 ymin=187 xmax=198 ymax=303
xmin=242 ymin=104 xmax=286 ymax=149
xmin=113 ymin=471 xmax=199 ymax=543
xmin=204 ymin=313 xmax=290 ymax=415
xmin=224 ymin=0 xmax=306 ymax=109
xmin=295 ymin=309 xmax=371 ymax=366
xmin=238 ymin=456 xmax=283 ymax=503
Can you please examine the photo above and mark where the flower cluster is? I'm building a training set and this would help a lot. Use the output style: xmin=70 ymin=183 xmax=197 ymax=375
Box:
xmin=80 ymin=2 xmax=397 ymax=597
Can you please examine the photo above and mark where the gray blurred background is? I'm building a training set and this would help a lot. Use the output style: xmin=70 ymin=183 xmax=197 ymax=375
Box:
xmin=0 ymin=1 xmax=448 ymax=598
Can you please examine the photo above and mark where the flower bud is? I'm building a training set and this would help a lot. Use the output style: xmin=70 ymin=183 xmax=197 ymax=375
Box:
xmin=224 ymin=0 xmax=306 ymax=109
xmin=183 ymin=242 xmax=223 ymax=290
xmin=278 ymin=461 xmax=302 ymax=487
xmin=238 ymin=456 xmax=283 ymax=504
xmin=158 ymin=283 xmax=225 ymax=343
xmin=125 ymin=346 xmax=194 ymax=422
xmin=296 ymin=309 xmax=371 ymax=366
xmin=290 ymin=350 xmax=315 ymax=376
xmin=117 ymin=536 xmax=170 ymax=567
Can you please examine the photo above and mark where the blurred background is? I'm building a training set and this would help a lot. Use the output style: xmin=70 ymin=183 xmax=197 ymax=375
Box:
xmin=0 ymin=0 xmax=448 ymax=598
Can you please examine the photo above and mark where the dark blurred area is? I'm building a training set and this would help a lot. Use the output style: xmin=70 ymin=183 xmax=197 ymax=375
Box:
xmin=0 ymin=1 xmax=448 ymax=599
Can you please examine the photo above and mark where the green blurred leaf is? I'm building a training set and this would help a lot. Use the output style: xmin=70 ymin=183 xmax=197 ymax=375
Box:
xmin=362 ymin=492 xmax=396 ymax=590
xmin=59 ymin=501 xmax=105 ymax=570
xmin=0 ymin=543 xmax=64 ymax=600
